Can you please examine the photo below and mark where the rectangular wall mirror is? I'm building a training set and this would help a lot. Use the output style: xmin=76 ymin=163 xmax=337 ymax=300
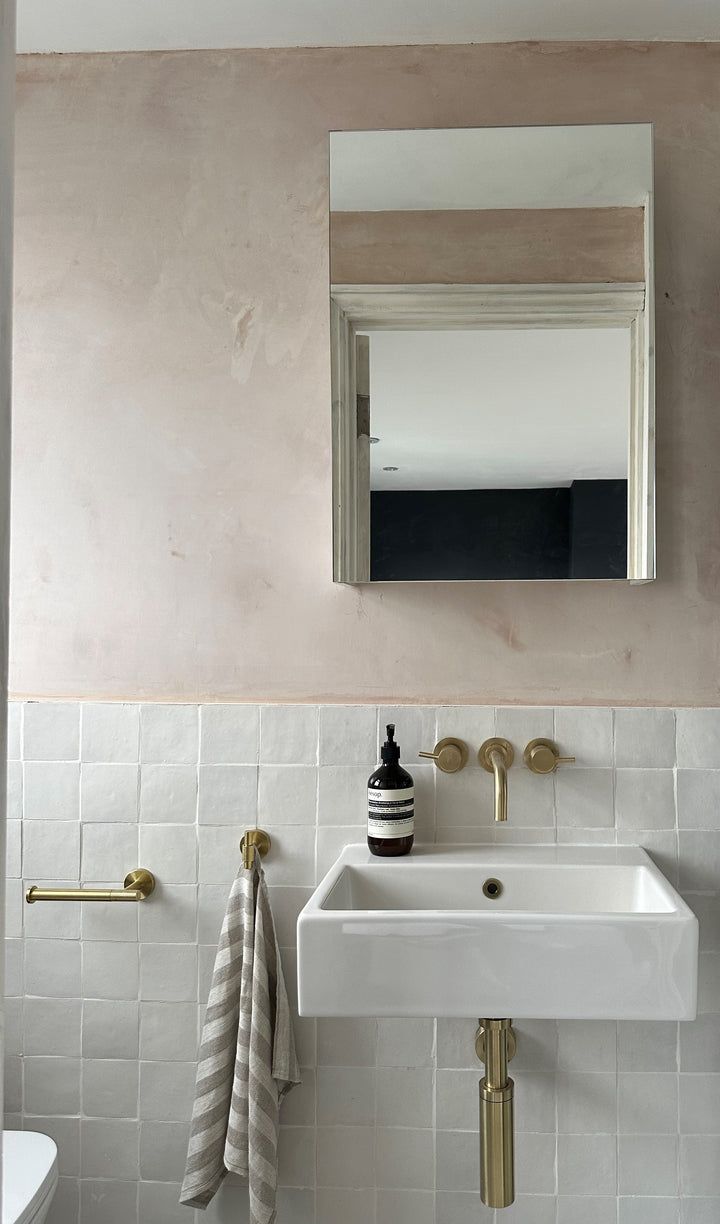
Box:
xmin=330 ymin=124 xmax=655 ymax=583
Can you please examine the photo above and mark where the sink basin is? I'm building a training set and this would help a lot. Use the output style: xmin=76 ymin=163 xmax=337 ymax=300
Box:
xmin=297 ymin=845 xmax=698 ymax=1020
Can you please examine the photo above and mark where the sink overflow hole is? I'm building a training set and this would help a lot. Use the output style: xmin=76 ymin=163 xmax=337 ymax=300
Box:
xmin=482 ymin=878 xmax=503 ymax=900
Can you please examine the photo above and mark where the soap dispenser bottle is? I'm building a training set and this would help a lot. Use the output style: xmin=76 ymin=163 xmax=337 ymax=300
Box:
xmin=368 ymin=723 xmax=414 ymax=857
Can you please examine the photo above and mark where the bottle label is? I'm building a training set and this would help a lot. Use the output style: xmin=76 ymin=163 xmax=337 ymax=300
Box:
xmin=368 ymin=787 xmax=415 ymax=839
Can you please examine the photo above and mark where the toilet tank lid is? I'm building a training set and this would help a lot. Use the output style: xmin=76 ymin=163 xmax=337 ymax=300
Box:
xmin=2 ymin=1132 xmax=58 ymax=1224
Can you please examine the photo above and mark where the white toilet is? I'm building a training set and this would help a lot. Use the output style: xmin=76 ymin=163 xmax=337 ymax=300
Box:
xmin=2 ymin=1132 xmax=58 ymax=1224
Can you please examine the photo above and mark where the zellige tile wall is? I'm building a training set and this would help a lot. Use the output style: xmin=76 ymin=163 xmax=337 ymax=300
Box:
xmin=4 ymin=701 xmax=720 ymax=1224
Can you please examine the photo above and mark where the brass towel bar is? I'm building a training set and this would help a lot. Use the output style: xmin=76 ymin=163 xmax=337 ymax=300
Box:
xmin=241 ymin=828 xmax=271 ymax=869
xmin=26 ymin=868 xmax=156 ymax=904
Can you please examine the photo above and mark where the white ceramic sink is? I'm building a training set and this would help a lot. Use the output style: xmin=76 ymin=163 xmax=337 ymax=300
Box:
xmin=297 ymin=845 xmax=698 ymax=1020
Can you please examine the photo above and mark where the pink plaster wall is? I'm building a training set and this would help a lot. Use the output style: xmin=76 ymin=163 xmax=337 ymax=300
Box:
xmin=10 ymin=44 xmax=720 ymax=704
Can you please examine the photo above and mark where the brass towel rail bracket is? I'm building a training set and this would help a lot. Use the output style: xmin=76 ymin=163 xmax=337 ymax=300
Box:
xmin=26 ymin=868 xmax=156 ymax=904
xmin=241 ymin=828 xmax=272 ymax=870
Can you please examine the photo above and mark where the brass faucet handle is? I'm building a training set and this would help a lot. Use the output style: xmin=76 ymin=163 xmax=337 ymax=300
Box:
xmin=523 ymin=738 xmax=575 ymax=775
xmin=418 ymin=737 xmax=469 ymax=773
xmin=477 ymin=738 xmax=515 ymax=772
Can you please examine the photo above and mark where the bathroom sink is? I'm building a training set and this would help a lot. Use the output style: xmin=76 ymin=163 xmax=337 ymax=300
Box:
xmin=297 ymin=845 xmax=698 ymax=1020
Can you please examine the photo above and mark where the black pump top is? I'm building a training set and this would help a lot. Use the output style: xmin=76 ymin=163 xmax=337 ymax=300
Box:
xmin=380 ymin=723 xmax=401 ymax=764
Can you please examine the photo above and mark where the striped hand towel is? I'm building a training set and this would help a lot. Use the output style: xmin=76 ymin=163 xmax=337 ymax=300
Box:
xmin=180 ymin=857 xmax=299 ymax=1221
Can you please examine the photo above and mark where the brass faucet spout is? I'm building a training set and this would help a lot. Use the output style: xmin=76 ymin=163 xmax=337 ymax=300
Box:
xmin=478 ymin=739 xmax=515 ymax=822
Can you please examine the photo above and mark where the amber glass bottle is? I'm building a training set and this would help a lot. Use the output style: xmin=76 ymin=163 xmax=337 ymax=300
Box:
xmin=367 ymin=724 xmax=414 ymax=857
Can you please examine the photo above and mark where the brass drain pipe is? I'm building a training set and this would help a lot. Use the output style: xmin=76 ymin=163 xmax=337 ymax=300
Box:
xmin=476 ymin=1019 xmax=515 ymax=1208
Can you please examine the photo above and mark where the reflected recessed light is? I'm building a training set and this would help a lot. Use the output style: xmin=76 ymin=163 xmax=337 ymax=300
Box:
xmin=383 ymin=466 xmax=399 ymax=472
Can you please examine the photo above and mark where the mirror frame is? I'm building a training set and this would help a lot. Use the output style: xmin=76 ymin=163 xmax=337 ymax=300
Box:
xmin=331 ymin=281 xmax=655 ymax=584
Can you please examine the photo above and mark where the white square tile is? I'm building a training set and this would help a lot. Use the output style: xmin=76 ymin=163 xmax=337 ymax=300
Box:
xmin=494 ymin=706 xmax=554 ymax=748
xmin=24 ymin=1118 xmax=79 ymax=1177
xmin=687 ymin=892 xmax=720 ymax=952
xmin=24 ymin=997 xmax=81 ymax=1056
xmin=138 ymin=1181 xmax=189 ymax=1224
xmin=140 ymin=943 xmax=198 ymax=1001
xmin=5 ymin=937 xmax=23 ymax=996
xmin=139 ymin=824 xmax=197 ymax=883
xmin=618 ymin=1020 xmax=678 ymax=1071
xmin=23 ymin=819 xmax=80 ymax=879
xmin=81 ymin=762 xmax=139 ymax=822
xmin=317 ymin=1188 xmax=373 ymax=1224
xmin=680 ymin=1014 xmax=720 ymax=1072
xmin=681 ymin=1136 xmax=720 ymax=1196
xmin=5 ymin=877 xmax=23 ymax=938
xmin=558 ymin=1020 xmax=616 ymax=1071
xmin=139 ymin=1120 xmax=190 ymax=1182
xmin=197 ymin=764 xmax=258 ymax=824
xmin=24 ymin=761 xmax=80 ymax=821
xmin=680 ymin=1073 xmax=720 ymax=1134
xmin=198 ymin=882 xmax=231 ymax=945
xmin=557 ymin=1072 xmax=617 ymax=1133
xmin=555 ymin=768 xmax=614 ymax=828
xmin=258 ymin=765 xmax=317 ymax=825
xmin=436 ymin=1191 xmax=495 ymax=1224
xmin=80 ymin=1179 xmax=138 ymax=1224
xmin=81 ymin=1118 xmax=139 ymax=1179
xmin=699 ymin=951 xmax=720 ymax=1013
xmin=680 ymin=1198 xmax=720 ymax=1224
xmin=619 ymin=1072 xmax=678 ymax=1134
xmin=618 ymin=1134 xmax=679 ymax=1196
xmin=81 ymin=893 xmax=138 ymax=942
xmin=615 ymin=707 xmax=676 ymax=767
xmin=25 ymin=1056 xmax=80 ymax=1114
xmin=266 ymin=885 xmax=313 ymax=948
xmin=375 ymin=1128 xmax=433 ymax=1190
xmin=7 ymin=701 xmax=21 ymax=759
xmin=436 ymin=1018 xmax=482 ymax=1069
xmin=677 ymin=709 xmax=720 ymax=768
xmin=317 ymin=1067 xmax=375 ymax=1126
xmin=260 ymin=705 xmax=318 ymax=764
xmin=24 ymin=938 xmax=81 ymax=998
xmin=6 ymin=818 xmax=21 ymax=876
xmin=198 ymin=825 xmax=243 ymax=884
xmin=81 ymin=703 xmax=140 ymax=763
xmin=512 ymin=1020 xmax=559 ymax=1071
xmin=678 ymin=769 xmax=720 ymax=829
xmin=317 ymin=1018 xmax=376 ymax=1067
xmin=24 ymin=702 xmax=80 ymax=761
xmin=83 ymin=941 xmax=139 ymax=999
xmin=319 ymin=706 xmax=377 ymax=766
xmin=502 ymin=766 xmax=555 ymax=827
xmin=7 ymin=760 xmax=22 ymax=819
xmin=82 ymin=999 xmax=139 ymax=1060
xmin=377 ymin=1017 xmax=434 ymax=1067
xmin=558 ymin=1134 xmax=617 ymax=1195
xmin=317 ymin=766 xmax=370 ymax=827
xmin=679 ymin=831 xmax=720 ymax=891
xmin=140 ymin=1059 xmax=197 ymax=1121
xmin=619 ymin=1199 xmax=680 ymax=1224
xmin=435 ymin=706 xmax=495 ymax=750
xmin=561 ymin=1198 xmax=617 ymax=1224
xmin=618 ymin=828 xmax=678 ymax=884
xmin=82 ymin=1058 xmax=139 ymax=1118
xmin=616 ymin=768 xmax=676 ymax=829
xmin=435 ymin=1068 xmax=478 ymax=1131
xmin=141 ymin=703 xmax=199 ymax=763
xmin=555 ymin=706 xmax=613 ymax=767
xmin=263 ymin=824 xmax=316 ymax=886
xmin=139 ymin=882 xmax=197 ymax=943
xmin=199 ymin=704 xmax=259 ymax=764
xmin=81 ymin=823 xmax=138 ymax=881
xmin=514 ymin=1133 xmax=557 ymax=1195
xmin=140 ymin=1002 xmax=199 ymax=1062
xmin=377 ymin=1067 xmax=433 ymax=1128
xmin=316 ymin=826 xmax=356 ymax=881
xmin=277 ymin=1126 xmax=315 ymax=1188
xmin=515 ymin=1072 xmax=557 ymax=1133
xmin=280 ymin=1072 xmax=315 ymax=1127
xmin=316 ymin=1125 xmax=374 ymax=1188
xmin=140 ymin=764 xmax=197 ymax=823
xmin=436 ymin=1130 xmax=480 ymax=1193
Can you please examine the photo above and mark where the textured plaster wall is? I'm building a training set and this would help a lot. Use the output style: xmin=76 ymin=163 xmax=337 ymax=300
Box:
xmin=10 ymin=44 xmax=720 ymax=704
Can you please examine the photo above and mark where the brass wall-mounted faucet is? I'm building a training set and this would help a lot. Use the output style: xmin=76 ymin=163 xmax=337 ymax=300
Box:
xmin=478 ymin=738 xmax=515 ymax=822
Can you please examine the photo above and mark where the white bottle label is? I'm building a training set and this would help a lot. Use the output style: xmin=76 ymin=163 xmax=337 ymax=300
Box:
xmin=368 ymin=786 xmax=415 ymax=839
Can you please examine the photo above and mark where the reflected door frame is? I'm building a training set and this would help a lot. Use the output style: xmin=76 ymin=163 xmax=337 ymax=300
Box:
xmin=331 ymin=282 xmax=654 ymax=584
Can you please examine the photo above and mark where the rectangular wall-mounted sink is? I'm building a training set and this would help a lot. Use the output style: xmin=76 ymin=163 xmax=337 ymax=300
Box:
xmin=297 ymin=845 xmax=698 ymax=1020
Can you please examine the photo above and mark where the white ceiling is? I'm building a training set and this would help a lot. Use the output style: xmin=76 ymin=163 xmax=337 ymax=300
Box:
xmin=330 ymin=125 xmax=653 ymax=212
xmin=367 ymin=328 xmax=630 ymax=491
xmin=16 ymin=0 xmax=720 ymax=54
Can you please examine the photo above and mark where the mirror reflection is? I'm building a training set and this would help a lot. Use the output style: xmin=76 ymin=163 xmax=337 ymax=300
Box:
xmin=330 ymin=124 xmax=654 ymax=583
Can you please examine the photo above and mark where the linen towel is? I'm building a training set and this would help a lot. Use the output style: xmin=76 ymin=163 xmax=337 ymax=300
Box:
xmin=180 ymin=857 xmax=299 ymax=1221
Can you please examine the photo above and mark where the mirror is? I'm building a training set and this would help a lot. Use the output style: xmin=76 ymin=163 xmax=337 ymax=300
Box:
xmin=330 ymin=124 xmax=654 ymax=583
